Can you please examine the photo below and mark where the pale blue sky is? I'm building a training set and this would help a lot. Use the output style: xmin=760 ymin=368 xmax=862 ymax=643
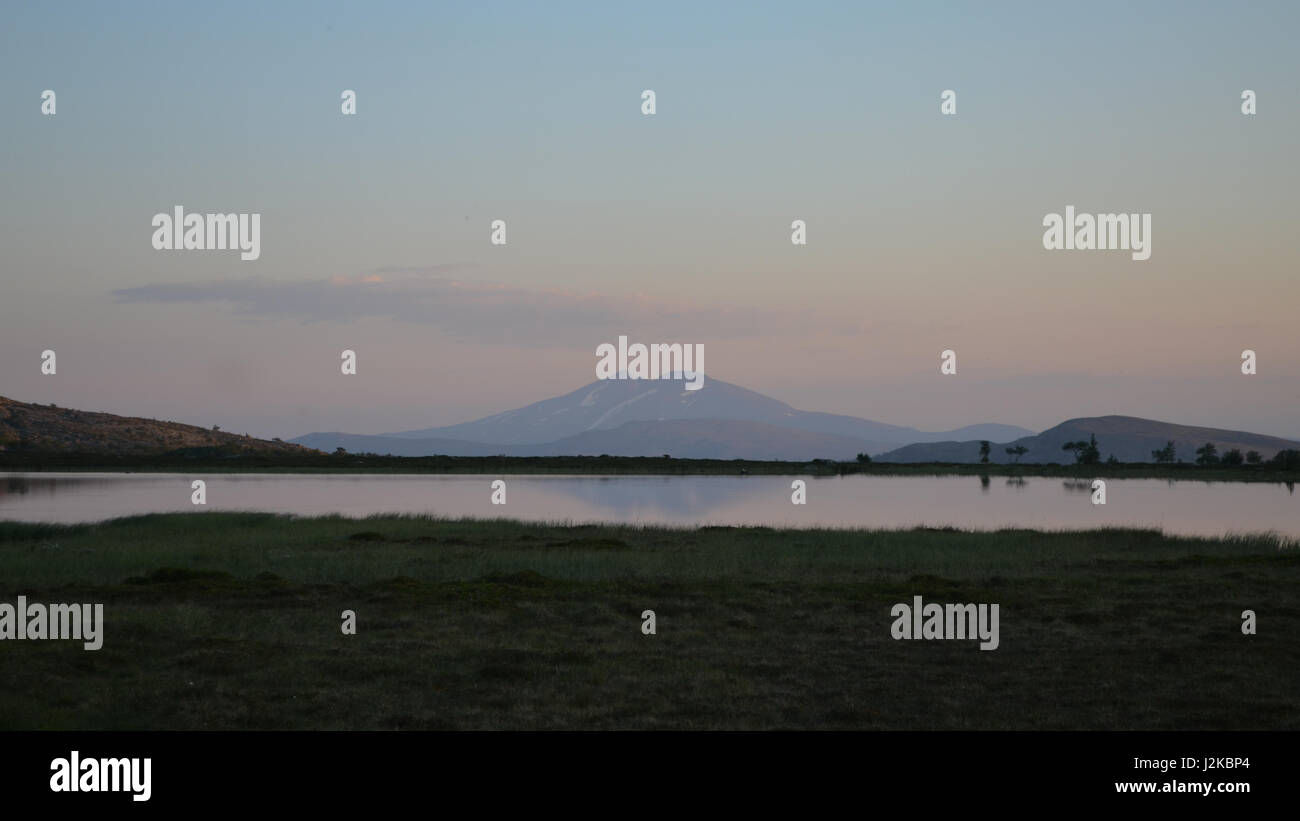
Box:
xmin=2 ymin=1 xmax=1297 ymax=439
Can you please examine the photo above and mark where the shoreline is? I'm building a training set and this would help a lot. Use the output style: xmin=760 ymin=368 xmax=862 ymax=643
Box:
xmin=3 ymin=454 xmax=1298 ymax=483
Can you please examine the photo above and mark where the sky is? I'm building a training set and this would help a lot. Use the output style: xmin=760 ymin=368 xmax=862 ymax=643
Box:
xmin=2 ymin=0 xmax=1298 ymax=440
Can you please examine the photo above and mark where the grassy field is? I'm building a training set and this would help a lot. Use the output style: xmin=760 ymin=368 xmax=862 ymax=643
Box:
xmin=1 ymin=513 xmax=1296 ymax=730
xmin=4 ymin=450 xmax=1299 ymax=482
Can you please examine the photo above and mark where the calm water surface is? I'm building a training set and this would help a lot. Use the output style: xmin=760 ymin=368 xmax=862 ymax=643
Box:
xmin=1 ymin=473 xmax=1296 ymax=538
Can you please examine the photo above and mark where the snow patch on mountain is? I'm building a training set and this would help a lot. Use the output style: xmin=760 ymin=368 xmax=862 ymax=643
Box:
xmin=588 ymin=388 xmax=660 ymax=430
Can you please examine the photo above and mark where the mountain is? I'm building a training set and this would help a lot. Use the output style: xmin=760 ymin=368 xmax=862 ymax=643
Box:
xmin=0 ymin=396 xmax=315 ymax=457
xmin=294 ymin=377 xmax=1033 ymax=457
xmin=384 ymin=378 xmax=900 ymax=444
xmin=877 ymin=416 xmax=1300 ymax=464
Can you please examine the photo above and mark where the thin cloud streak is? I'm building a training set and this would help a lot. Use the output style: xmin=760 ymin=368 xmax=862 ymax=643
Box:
xmin=111 ymin=269 xmax=864 ymax=346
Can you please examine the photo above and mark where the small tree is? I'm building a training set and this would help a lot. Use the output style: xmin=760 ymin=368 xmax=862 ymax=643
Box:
xmin=856 ymin=452 xmax=872 ymax=464
xmin=1269 ymin=449 xmax=1300 ymax=470
xmin=1151 ymin=440 xmax=1176 ymax=463
xmin=1005 ymin=445 xmax=1028 ymax=464
xmin=1062 ymin=434 xmax=1101 ymax=465
xmin=978 ymin=441 xmax=991 ymax=464
xmin=1195 ymin=442 xmax=1219 ymax=465
xmin=1246 ymin=450 xmax=1262 ymax=464
xmin=1221 ymin=448 xmax=1244 ymax=466
xmin=334 ymin=446 xmax=348 ymax=455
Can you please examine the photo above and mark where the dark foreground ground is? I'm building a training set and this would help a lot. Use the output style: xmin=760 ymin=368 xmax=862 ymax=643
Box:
xmin=1 ymin=513 xmax=1295 ymax=730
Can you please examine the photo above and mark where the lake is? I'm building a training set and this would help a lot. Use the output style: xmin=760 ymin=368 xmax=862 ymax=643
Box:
xmin=1 ymin=472 xmax=1296 ymax=538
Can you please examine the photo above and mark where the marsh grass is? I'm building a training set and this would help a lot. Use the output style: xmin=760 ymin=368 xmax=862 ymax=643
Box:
xmin=1 ymin=513 xmax=1295 ymax=729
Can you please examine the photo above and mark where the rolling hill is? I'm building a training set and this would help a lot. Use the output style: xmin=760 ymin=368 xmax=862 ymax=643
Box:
xmin=877 ymin=416 xmax=1300 ymax=464
xmin=0 ymin=396 xmax=316 ymax=457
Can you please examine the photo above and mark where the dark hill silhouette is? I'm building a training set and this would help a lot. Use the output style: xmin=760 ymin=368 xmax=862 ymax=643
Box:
xmin=0 ymin=396 xmax=315 ymax=457
xmin=878 ymin=415 xmax=1299 ymax=464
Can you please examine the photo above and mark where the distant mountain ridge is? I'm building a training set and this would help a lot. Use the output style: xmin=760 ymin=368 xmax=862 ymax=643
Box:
xmin=295 ymin=377 xmax=1032 ymax=458
xmin=878 ymin=416 xmax=1300 ymax=464
xmin=3 ymin=393 xmax=1294 ymax=465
